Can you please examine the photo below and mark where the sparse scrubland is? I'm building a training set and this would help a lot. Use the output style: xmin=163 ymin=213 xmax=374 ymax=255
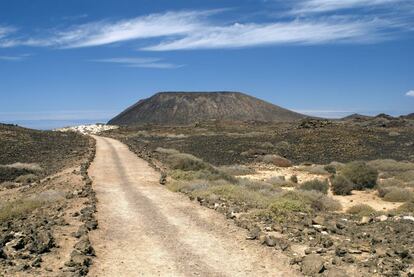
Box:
xmin=105 ymin=117 xmax=414 ymax=276
xmin=0 ymin=123 xmax=97 ymax=276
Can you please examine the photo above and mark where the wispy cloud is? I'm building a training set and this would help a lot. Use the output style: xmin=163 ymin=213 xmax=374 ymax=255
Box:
xmin=406 ymin=90 xmax=414 ymax=97
xmin=1 ymin=6 xmax=413 ymax=51
xmin=0 ymin=53 xmax=31 ymax=61
xmin=292 ymin=0 xmax=410 ymax=14
xmin=143 ymin=18 xmax=393 ymax=51
xmin=91 ymin=57 xmax=182 ymax=69
xmin=4 ymin=10 xmax=211 ymax=49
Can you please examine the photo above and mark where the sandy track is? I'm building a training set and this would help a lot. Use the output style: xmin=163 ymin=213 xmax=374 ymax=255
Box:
xmin=88 ymin=136 xmax=299 ymax=277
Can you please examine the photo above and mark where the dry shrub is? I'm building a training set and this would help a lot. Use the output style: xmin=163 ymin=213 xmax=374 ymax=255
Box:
xmin=218 ymin=165 xmax=255 ymax=176
xmin=15 ymin=174 xmax=39 ymax=184
xmin=0 ymin=181 xmax=18 ymax=189
xmin=341 ymin=161 xmax=378 ymax=190
xmin=290 ymin=175 xmax=298 ymax=183
xmin=299 ymin=179 xmax=329 ymax=194
xmin=260 ymin=142 xmax=274 ymax=149
xmin=260 ymin=154 xmax=292 ymax=167
xmin=282 ymin=190 xmax=341 ymax=212
xmin=324 ymin=164 xmax=337 ymax=174
xmin=383 ymin=188 xmax=413 ymax=202
xmin=191 ymin=184 xmax=278 ymax=209
xmin=396 ymin=170 xmax=414 ymax=183
xmin=168 ymin=153 xmax=211 ymax=171
xmin=265 ymin=198 xmax=311 ymax=222
xmin=297 ymin=165 xmax=328 ymax=175
xmin=396 ymin=200 xmax=414 ymax=213
xmin=368 ymin=159 xmax=414 ymax=172
xmin=331 ymin=175 xmax=353 ymax=195
xmin=347 ymin=204 xmax=376 ymax=216
xmin=155 ymin=147 xmax=180 ymax=155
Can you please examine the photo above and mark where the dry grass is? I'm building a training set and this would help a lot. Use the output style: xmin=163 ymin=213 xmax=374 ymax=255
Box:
xmin=0 ymin=199 xmax=44 ymax=223
xmin=347 ymin=204 xmax=376 ymax=217
xmin=2 ymin=162 xmax=43 ymax=172
xmin=15 ymin=174 xmax=39 ymax=184
xmin=297 ymin=165 xmax=329 ymax=175
xmin=155 ymin=147 xmax=180 ymax=155
xmin=218 ymin=165 xmax=255 ymax=176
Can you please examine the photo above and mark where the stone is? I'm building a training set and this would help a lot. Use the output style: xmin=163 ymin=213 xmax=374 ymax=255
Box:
xmin=375 ymin=215 xmax=388 ymax=222
xmin=301 ymin=254 xmax=325 ymax=276
xmin=264 ymin=236 xmax=277 ymax=247
xmin=359 ymin=216 xmax=371 ymax=225
xmin=74 ymin=236 xmax=95 ymax=256
xmin=246 ymin=226 xmax=261 ymax=240
xmin=312 ymin=216 xmax=325 ymax=226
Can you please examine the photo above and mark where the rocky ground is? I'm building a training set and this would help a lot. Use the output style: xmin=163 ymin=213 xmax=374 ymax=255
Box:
xmin=104 ymin=117 xmax=414 ymax=276
xmin=104 ymin=116 xmax=414 ymax=166
xmin=0 ymin=124 xmax=97 ymax=276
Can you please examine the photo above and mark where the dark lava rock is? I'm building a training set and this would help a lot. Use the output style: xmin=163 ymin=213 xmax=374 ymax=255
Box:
xmin=74 ymin=236 xmax=95 ymax=256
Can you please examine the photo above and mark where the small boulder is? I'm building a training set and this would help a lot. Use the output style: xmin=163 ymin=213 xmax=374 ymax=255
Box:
xmin=301 ymin=254 xmax=325 ymax=276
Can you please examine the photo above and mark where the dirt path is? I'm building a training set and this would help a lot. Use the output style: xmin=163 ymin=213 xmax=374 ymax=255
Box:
xmin=88 ymin=136 xmax=300 ymax=277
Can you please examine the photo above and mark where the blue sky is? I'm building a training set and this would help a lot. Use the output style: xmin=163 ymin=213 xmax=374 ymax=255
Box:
xmin=0 ymin=0 xmax=413 ymax=129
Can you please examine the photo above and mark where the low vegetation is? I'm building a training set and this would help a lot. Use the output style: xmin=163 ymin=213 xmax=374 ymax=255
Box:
xmin=346 ymin=204 xmax=376 ymax=217
xmin=299 ymin=179 xmax=329 ymax=194
xmin=331 ymin=175 xmax=354 ymax=195
xmin=0 ymin=199 xmax=44 ymax=223
xmin=341 ymin=161 xmax=378 ymax=190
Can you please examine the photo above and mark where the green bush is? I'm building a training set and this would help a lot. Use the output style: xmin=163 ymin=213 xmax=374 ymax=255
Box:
xmin=299 ymin=179 xmax=329 ymax=194
xmin=341 ymin=161 xmax=378 ymax=190
xmin=347 ymin=204 xmax=375 ymax=216
xmin=266 ymin=198 xmax=311 ymax=222
xmin=331 ymin=175 xmax=353 ymax=195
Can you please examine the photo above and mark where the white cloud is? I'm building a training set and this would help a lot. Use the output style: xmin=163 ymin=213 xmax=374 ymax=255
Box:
xmin=91 ymin=57 xmax=182 ymax=69
xmin=406 ymin=90 xmax=414 ymax=97
xmin=1 ymin=7 xmax=413 ymax=51
xmin=143 ymin=18 xmax=390 ymax=51
xmin=293 ymin=0 xmax=409 ymax=14
xmin=15 ymin=10 xmax=211 ymax=49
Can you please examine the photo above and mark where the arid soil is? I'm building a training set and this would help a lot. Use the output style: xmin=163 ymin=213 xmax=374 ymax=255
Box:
xmin=0 ymin=125 xmax=97 ymax=276
xmin=88 ymin=136 xmax=299 ymax=276
xmin=104 ymin=118 xmax=414 ymax=276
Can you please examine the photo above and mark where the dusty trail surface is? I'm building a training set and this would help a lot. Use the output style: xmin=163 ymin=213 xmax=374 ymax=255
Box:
xmin=88 ymin=136 xmax=299 ymax=277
